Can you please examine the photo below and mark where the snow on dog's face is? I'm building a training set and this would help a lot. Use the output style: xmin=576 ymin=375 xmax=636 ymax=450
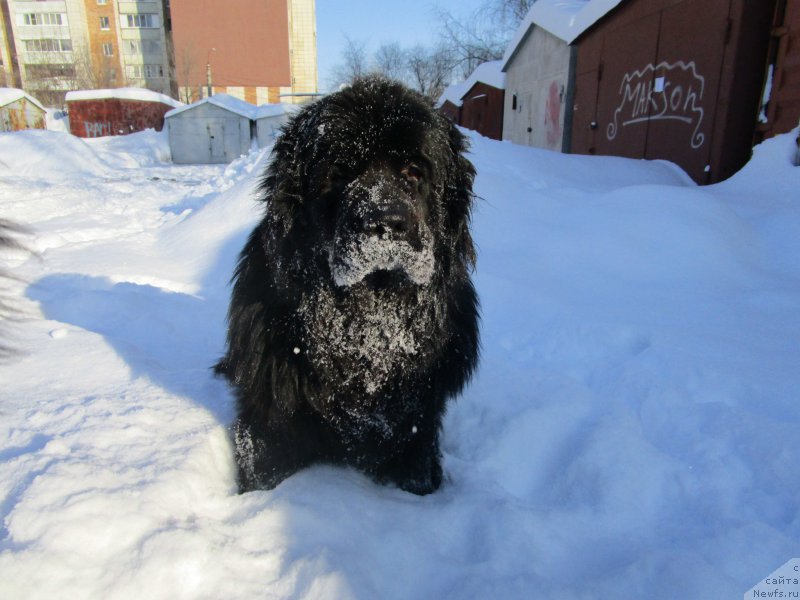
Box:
xmin=328 ymin=163 xmax=435 ymax=289
xmin=307 ymin=81 xmax=449 ymax=293
xmin=261 ymin=76 xmax=474 ymax=295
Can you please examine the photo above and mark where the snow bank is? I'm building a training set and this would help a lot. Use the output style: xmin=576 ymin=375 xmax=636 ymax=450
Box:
xmin=0 ymin=130 xmax=110 ymax=178
xmin=1 ymin=124 xmax=799 ymax=599
xmin=86 ymin=128 xmax=172 ymax=167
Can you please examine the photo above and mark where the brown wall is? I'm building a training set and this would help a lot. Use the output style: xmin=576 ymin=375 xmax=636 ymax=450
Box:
xmin=170 ymin=0 xmax=291 ymax=89
xmin=439 ymin=100 xmax=461 ymax=124
xmin=757 ymin=0 xmax=800 ymax=142
xmin=571 ymin=0 xmax=775 ymax=184
xmin=68 ymin=98 xmax=173 ymax=137
xmin=460 ymin=82 xmax=505 ymax=140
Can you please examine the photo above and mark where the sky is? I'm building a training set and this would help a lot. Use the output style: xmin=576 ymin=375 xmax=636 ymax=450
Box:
xmin=315 ymin=0 xmax=488 ymax=91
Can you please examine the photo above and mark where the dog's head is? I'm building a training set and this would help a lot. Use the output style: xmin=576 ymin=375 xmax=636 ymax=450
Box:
xmin=260 ymin=76 xmax=476 ymax=291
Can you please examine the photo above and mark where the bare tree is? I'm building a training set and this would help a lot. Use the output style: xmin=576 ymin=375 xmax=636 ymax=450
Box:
xmin=175 ymin=41 xmax=200 ymax=103
xmin=406 ymin=44 xmax=454 ymax=101
xmin=491 ymin=0 xmax=535 ymax=25
xmin=436 ymin=0 xmax=533 ymax=78
xmin=78 ymin=52 xmax=118 ymax=89
xmin=373 ymin=42 xmax=408 ymax=82
xmin=331 ymin=37 xmax=457 ymax=101
xmin=22 ymin=46 xmax=114 ymax=106
xmin=329 ymin=35 xmax=369 ymax=89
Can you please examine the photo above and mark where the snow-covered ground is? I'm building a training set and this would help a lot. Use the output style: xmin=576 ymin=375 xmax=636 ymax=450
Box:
xmin=1 ymin=125 xmax=799 ymax=599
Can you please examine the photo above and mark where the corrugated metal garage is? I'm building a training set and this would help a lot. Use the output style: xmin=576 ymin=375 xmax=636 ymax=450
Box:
xmin=166 ymin=95 xmax=256 ymax=164
xmin=436 ymin=61 xmax=506 ymax=140
xmin=501 ymin=0 xmax=623 ymax=153
xmin=66 ymin=88 xmax=182 ymax=139
xmin=0 ymin=88 xmax=46 ymax=132
xmin=436 ymin=81 xmax=469 ymax=124
xmin=570 ymin=0 xmax=777 ymax=184
xmin=254 ymin=103 xmax=300 ymax=148
xmin=460 ymin=81 xmax=506 ymax=141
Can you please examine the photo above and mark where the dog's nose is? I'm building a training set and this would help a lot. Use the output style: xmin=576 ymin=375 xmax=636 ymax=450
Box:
xmin=362 ymin=204 xmax=412 ymax=238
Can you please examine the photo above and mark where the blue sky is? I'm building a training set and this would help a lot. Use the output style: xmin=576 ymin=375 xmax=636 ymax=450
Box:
xmin=315 ymin=0 xmax=487 ymax=91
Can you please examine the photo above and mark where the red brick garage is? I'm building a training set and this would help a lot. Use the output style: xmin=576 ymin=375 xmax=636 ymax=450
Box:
xmin=66 ymin=88 xmax=182 ymax=138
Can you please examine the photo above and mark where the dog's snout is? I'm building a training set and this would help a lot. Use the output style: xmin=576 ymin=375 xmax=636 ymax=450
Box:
xmin=362 ymin=204 xmax=412 ymax=238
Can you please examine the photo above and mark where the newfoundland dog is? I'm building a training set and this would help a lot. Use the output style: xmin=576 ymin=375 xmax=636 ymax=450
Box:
xmin=216 ymin=76 xmax=479 ymax=495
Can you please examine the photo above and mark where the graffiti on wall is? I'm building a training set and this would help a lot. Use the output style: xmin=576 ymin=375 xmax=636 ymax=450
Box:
xmin=84 ymin=121 xmax=113 ymax=138
xmin=607 ymin=60 xmax=706 ymax=149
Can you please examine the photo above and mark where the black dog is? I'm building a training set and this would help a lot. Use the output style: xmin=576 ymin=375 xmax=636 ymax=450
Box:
xmin=216 ymin=77 xmax=479 ymax=495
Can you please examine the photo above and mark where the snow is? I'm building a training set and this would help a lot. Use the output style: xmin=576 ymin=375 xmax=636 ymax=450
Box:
xmin=462 ymin=60 xmax=506 ymax=92
xmin=436 ymin=81 xmax=469 ymax=108
xmin=0 ymin=88 xmax=46 ymax=112
xmin=502 ymin=0 xmax=624 ymax=69
xmin=1 ymin=124 xmax=800 ymax=599
xmin=165 ymin=94 xmax=258 ymax=120
xmin=758 ymin=65 xmax=774 ymax=124
xmin=329 ymin=176 xmax=435 ymax=288
xmin=65 ymin=88 xmax=183 ymax=108
xmin=437 ymin=61 xmax=506 ymax=108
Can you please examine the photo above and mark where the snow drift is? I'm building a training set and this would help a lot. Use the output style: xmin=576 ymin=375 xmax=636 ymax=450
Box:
xmin=1 ymin=127 xmax=799 ymax=599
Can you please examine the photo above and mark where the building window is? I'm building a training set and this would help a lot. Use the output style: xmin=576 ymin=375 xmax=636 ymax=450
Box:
xmin=99 ymin=16 xmax=109 ymax=30
xmin=123 ymin=13 xmax=158 ymax=28
xmin=25 ymin=63 xmax=76 ymax=80
xmin=102 ymin=43 xmax=114 ymax=56
xmin=23 ymin=38 xmax=72 ymax=52
xmin=124 ymin=39 xmax=161 ymax=55
xmin=97 ymin=0 xmax=108 ymax=4
xmin=21 ymin=13 xmax=66 ymax=26
xmin=143 ymin=64 xmax=164 ymax=78
xmin=126 ymin=64 xmax=163 ymax=79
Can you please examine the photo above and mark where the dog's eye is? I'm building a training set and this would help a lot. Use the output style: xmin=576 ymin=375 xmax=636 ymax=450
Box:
xmin=402 ymin=164 xmax=424 ymax=184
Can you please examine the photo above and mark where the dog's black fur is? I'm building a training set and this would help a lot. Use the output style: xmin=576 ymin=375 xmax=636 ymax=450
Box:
xmin=216 ymin=77 xmax=479 ymax=495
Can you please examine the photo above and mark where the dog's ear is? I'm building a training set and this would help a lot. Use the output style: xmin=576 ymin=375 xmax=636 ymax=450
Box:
xmin=259 ymin=102 xmax=324 ymax=207
xmin=256 ymin=101 xmax=328 ymax=254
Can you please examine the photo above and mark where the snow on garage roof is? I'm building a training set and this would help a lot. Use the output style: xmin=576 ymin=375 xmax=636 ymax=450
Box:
xmin=437 ymin=61 xmax=506 ymax=108
xmin=462 ymin=60 xmax=506 ymax=93
xmin=65 ymin=87 xmax=183 ymax=108
xmin=0 ymin=88 xmax=46 ymax=111
xmin=437 ymin=81 xmax=470 ymax=108
xmin=502 ymin=0 xmax=625 ymax=70
xmin=165 ymin=94 xmax=257 ymax=120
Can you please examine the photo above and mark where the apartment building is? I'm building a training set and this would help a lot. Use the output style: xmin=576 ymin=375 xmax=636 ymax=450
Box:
xmin=0 ymin=0 xmax=171 ymax=106
xmin=169 ymin=0 xmax=317 ymax=104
